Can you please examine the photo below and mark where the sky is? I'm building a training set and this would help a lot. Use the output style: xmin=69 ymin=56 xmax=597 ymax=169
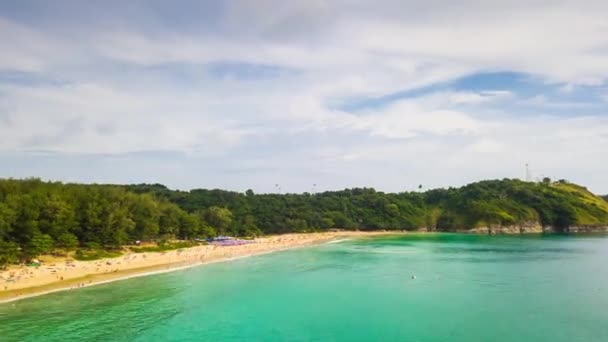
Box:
xmin=1 ymin=0 xmax=608 ymax=194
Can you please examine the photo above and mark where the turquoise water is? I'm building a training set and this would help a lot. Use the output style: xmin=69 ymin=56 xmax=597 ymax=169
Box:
xmin=2 ymin=233 xmax=608 ymax=341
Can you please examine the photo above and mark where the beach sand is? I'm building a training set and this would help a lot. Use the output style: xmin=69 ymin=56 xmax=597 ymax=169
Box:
xmin=0 ymin=231 xmax=399 ymax=303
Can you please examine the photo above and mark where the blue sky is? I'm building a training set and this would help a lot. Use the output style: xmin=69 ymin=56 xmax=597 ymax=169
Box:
xmin=1 ymin=1 xmax=608 ymax=193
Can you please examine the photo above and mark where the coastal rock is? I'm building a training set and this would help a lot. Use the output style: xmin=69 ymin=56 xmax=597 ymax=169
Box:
xmin=458 ymin=223 xmax=608 ymax=235
xmin=519 ymin=222 xmax=544 ymax=234
xmin=543 ymin=226 xmax=556 ymax=233
xmin=460 ymin=221 xmax=544 ymax=235
xmin=564 ymin=226 xmax=608 ymax=233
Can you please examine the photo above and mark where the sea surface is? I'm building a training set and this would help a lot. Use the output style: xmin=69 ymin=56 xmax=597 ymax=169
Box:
xmin=2 ymin=233 xmax=608 ymax=341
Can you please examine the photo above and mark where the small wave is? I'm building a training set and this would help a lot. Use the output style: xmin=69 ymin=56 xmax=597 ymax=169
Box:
xmin=339 ymin=247 xmax=417 ymax=255
xmin=326 ymin=238 xmax=351 ymax=244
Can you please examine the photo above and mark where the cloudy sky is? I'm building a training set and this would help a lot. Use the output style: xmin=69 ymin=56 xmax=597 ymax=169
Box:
xmin=1 ymin=1 xmax=608 ymax=194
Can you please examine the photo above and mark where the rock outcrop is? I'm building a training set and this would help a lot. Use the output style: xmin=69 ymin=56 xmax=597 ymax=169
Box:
xmin=457 ymin=221 xmax=543 ymax=235
xmin=564 ymin=226 xmax=608 ymax=233
xmin=455 ymin=222 xmax=608 ymax=235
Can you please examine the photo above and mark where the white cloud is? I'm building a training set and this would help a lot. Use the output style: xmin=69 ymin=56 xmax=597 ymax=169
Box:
xmin=352 ymin=99 xmax=481 ymax=139
xmin=1 ymin=1 xmax=608 ymax=192
xmin=558 ymin=84 xmax=577 ymax=93
xmin=467 ymin=139 xmax=505 ymax=154
xmin=0 ymin=19 xmax=64 ymax=72
xmin=0 ymin=83 xmax=248 ymax=155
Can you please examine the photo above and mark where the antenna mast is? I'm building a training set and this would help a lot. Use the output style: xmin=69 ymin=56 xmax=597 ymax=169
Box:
xmin=525 ymin=163 xmax=532 ymax=182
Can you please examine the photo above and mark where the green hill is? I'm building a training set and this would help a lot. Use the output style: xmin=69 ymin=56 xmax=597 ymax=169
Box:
xmin=125 ymin=178 xmax=608 ymax=233
xmin=1 ymin=178 xmax=607 ymax=266
xmin=425 ymin=179 xmax=608 ymax=231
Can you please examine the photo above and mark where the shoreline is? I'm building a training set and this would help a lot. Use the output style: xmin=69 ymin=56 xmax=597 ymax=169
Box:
xmin=0 ymin=231 xmax=398 ymax=304
xmin=5 ymin=229 xmax=604 ymax=304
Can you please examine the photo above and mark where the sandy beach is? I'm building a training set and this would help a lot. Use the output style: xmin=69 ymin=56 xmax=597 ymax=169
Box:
xmin=0 ymin=231 xmax=398 ymax=304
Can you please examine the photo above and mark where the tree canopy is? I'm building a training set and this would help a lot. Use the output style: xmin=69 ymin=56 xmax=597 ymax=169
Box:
xmin=1 ymin=177 xmax=607 ymax=267
xmin=0 ymin=179 xmax=215 ymax=267
xmin=125 ymin=178 xmax=608 ymax=234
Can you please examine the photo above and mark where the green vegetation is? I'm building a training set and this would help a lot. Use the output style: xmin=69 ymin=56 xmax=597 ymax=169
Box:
xmin=130 ymin=240 xmax=201 ymax=253
xmin=425 ymin=179 xmax=608 ymax=229
xmin=73 ymin=248 xmax=123 ymax=261
xmin=0 ymin=179 xmax=214 ymax=268
xmin=126 ymin=179 xmax=608 ymax=233
xmin=1 ymin=177 xmax=607 ymax=268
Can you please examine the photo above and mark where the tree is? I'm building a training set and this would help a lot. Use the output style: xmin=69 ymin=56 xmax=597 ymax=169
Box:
xmin=177 ymin=212 xmax=201 ymax=239
xmin=7 ymin=194 xmax=40 ymax=245
xmin=159 ymin=204 xmax=182 ymax=237
xmin=385 ymin=203 xmax=400 ymax=217
xmin=55 ymin=232 xmax=79 ymax=250
xmin=0 ymin=240 xmax=19 ymax=269
xmin=130 ymin=194 xmax=160 ymax=240
xmin=24 ymin=233 xmax=54 ymax=259
xmin=285 ymin=218 xmax=308 ymax=232
xmin=552 ymin=203 xmax=576 ymax=230
xmin=0 ymin=203 xmax=16 ymax=240
xmin=38 ymin=195 xmax=77 ymax=239
xmin=103 ymin=206 xmax=134 ymax=247
xmin=203 ymin=206 xmax=233 ymax=235
xmin=320 ymin=217 xmax=335 ymax=229
xmin=327 ymin=211 xmax=355 ymax=229
xmin=82 ymin=200 xmax=105 ymax=244
xmin=238 ymin=215 xmax=262 ymax=237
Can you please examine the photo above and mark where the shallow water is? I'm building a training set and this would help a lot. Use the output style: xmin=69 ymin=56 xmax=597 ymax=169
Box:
xmin=2 ymin=233 xmax=608 ymax=341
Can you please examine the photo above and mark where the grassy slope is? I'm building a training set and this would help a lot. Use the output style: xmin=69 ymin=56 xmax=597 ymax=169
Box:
xmin=552 ymin=183 xmax=608 ymax=225
xmin=433 ymin=180 xmax=608 ymax=230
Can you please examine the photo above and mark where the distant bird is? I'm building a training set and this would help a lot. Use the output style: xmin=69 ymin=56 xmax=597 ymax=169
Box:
xmin=411 ymin=275 xmax=416 ymax=280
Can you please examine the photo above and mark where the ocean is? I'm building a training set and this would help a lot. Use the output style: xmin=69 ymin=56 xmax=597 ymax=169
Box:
xmin=2 ymin=233 xmax=608 ymax=341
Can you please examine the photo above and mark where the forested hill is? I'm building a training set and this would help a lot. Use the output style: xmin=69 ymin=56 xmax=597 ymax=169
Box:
xmin=0 ymin=179 xmax=213 ymax=266
xmin=125 ymin=178 xmax=608 ymax=235
xmin=1 ymin=178 xmax=607 ymax=265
